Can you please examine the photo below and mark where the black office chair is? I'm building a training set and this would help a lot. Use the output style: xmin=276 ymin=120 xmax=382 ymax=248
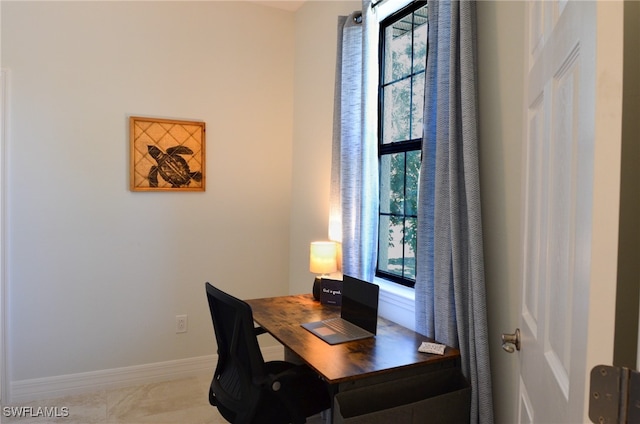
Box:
xmin=205 ymin=283 xmax=331 ymax=424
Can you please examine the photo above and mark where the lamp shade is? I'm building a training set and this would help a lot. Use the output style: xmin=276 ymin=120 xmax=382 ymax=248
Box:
xmin=309 ymin=241 xmax=338 ymax=274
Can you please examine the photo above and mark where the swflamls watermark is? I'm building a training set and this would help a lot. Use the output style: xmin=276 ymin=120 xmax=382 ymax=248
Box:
xmin=3 ymin=406 xmax=70 ymax=418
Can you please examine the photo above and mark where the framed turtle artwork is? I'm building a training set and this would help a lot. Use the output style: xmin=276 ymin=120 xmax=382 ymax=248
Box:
xmin=130 ymin=116 xmax=205 ymax=191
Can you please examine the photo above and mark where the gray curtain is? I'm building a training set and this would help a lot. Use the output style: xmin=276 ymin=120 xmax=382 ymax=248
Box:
xmin=415 ymin=1 xmax=494 ymax=423
xmin=329 ymin=10 xmax=378 ymax=282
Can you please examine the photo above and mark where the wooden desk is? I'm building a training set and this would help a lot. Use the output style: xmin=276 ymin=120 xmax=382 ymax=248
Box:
xmin=245 ymin=294 xmax=460 ymax=391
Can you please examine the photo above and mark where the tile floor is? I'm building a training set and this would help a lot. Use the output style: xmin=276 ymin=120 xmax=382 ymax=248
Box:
xmin=0 ymin=375 xmax=325 ymax=424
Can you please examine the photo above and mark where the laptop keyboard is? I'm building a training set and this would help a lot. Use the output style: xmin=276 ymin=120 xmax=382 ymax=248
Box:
xmin=323 ymin=317 xmax=370 ymax=338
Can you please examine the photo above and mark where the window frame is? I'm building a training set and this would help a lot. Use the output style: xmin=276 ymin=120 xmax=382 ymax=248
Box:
xmin=375 ymin=1 xmax=428 ymax=288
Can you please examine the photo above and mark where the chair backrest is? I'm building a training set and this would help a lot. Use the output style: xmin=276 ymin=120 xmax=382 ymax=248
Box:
xmin=205 ymin=283 xmax=267 ymax=420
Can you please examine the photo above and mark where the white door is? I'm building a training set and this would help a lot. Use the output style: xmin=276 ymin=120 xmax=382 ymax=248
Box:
xmin=517 ymin=1 xmax=624 ymax=423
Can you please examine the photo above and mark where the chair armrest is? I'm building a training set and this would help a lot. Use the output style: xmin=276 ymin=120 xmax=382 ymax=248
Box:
xmin=254 ymin=326 xmax=267 ymax=336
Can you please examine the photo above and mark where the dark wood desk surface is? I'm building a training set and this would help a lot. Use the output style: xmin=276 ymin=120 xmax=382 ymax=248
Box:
xmin=246 ymin=294 xmax=460 ymax=386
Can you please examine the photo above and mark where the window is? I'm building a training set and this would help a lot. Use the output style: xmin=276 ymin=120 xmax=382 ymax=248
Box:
xmin=376 ymin=2 xmax=428 ymax=288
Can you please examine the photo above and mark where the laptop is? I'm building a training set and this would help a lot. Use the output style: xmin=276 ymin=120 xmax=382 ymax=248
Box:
xmin=301 ymin=275 xmax=379 ymax=345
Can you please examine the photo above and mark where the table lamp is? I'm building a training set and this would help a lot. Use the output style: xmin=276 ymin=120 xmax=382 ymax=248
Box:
xmin=309 ymin=241 xmax=338 ymax=300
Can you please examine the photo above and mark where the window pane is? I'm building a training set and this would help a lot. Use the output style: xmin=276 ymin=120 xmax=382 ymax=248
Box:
xmin=412 ymin=5 xmax=429 ymax=74
xmin=378 ymin=215 xmax=404 ymax=278
xmin=411 ymin=72 xmax=425 ymax=140
xmin=380 ymin=154 xmax=405 ymax=215
xmin=405 ymin=150 xmax=420 ymax=216
xmin=404 ymin=217 xmax=417 ymax=280
xmin=383 ymin=15 xmax=413 ymax=83
xmin=382 ymin=80 xmax=411 ymax=144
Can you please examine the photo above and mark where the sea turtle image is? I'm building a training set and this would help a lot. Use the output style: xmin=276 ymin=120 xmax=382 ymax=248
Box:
xmin=147 ymin=145 xmax=202 ymax=188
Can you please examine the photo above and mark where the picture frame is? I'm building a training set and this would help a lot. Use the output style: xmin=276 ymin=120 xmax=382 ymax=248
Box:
xmin=129 ymin=116 xmax=205 ymax=192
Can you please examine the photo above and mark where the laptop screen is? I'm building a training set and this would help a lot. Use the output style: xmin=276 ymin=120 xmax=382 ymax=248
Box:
xmin=340 ymin=275 xmax=379 ymax=335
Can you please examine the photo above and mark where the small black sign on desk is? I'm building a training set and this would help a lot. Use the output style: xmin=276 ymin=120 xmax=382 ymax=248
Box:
xmin=320 ymin=278 xmax=343 ymax=306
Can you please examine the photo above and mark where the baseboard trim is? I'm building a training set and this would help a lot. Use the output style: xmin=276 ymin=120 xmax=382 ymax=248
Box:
xmin=9 ymin=345 xmax=284 ymax=404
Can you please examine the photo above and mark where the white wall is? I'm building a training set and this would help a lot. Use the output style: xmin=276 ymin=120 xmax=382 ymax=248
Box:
xmin=289 ymin=0 xmax=360 ymax=295
xmin=476 ymin=2 xmax=525 ymax=423
xmin=2 ymin=1 xmax=295 ymax=384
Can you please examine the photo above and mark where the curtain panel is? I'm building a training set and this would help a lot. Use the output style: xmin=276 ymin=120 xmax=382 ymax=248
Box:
xmin=415 ymin=1 xmax=494 ymax=423
xmin=329 ymin=8 xmax=378 ymax=282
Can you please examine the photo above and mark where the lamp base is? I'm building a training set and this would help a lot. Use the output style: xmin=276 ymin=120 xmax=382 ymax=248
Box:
xmin=312 ymin=276 xmax=322 ymax=301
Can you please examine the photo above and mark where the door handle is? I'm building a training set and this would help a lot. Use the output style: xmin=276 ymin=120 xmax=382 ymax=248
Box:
xmin=502 ymin=328 xmax=521 ymax=353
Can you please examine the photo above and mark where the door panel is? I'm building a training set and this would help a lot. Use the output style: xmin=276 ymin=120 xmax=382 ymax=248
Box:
xmin=519 ymin=1 xmax=623 ymax=422
xmin=545 ymin=48 xmax=579 ymax=400
xmin=522 ymin=93 xmax=543 ymax=344
xmin=519 ymin=378 xmax=534 ymax=424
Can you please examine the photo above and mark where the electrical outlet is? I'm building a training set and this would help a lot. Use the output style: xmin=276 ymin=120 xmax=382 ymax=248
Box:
xmin=176 ymin=315 xmax=188 ymax=333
